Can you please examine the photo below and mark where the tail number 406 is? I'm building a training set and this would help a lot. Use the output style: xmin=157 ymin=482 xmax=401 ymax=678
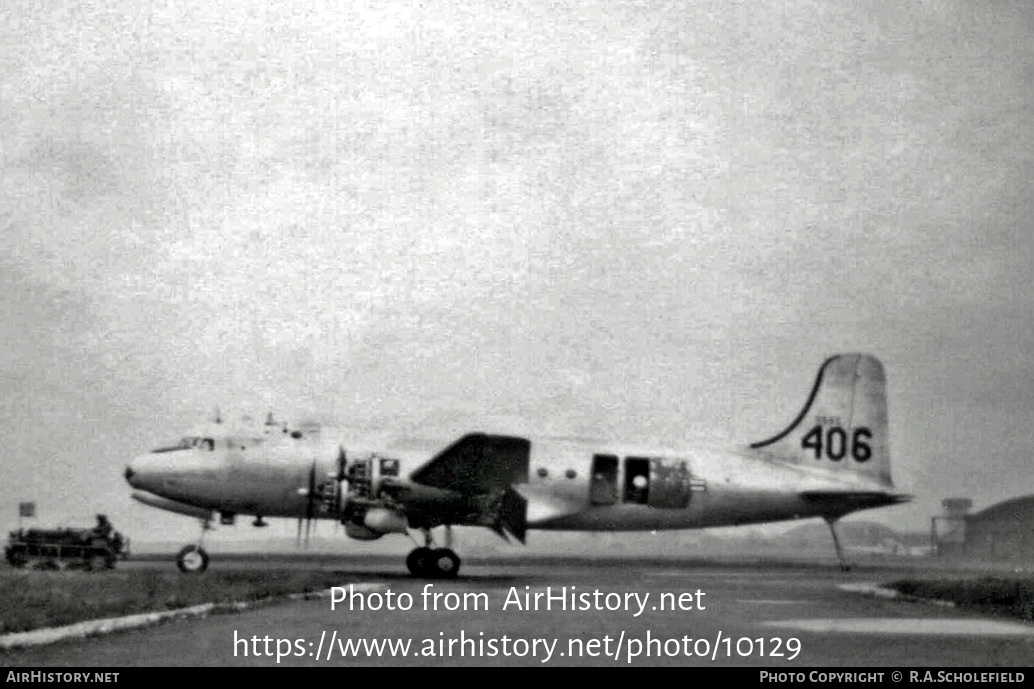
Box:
xmin=801 ymin=426 xmax=872 ymax=462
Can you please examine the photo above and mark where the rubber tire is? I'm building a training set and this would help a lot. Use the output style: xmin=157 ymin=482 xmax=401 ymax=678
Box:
xmin=429 ymin=548 xmax=460 ymax=579
xmin=176 ymin=545 xmax=209 ymax=573
xmin=406 ymin=547 xmax=433 ymax=577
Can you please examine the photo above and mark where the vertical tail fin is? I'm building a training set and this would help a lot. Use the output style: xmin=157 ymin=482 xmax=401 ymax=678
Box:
xmin=750 ymin=354 xmax=892 ymax=488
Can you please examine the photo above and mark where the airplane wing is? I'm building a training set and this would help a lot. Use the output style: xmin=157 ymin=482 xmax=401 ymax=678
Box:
xmin=385 ymin=433 xmax=531 ymax=542
xmin=409 ymin=433 xmax=530 ymax=493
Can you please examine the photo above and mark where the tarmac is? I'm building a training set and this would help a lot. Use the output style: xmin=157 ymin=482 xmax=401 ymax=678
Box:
xmin=1 ymin=554 xmax=1032 ymax=667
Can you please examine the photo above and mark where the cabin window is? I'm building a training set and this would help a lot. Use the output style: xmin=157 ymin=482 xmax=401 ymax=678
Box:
xmin=537 ymin=467 xmax=549 ymax=478
xmin=200 ymin=438 xmax=214 ymax=451
xmin=380 ymin=458 xmax=400 ymax=477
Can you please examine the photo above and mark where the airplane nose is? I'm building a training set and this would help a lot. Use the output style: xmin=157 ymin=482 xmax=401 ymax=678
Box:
xmin=124 ymin=465 xmax=137 ymax=487
xmin=125 ymin=454 xmax=164 ymax=491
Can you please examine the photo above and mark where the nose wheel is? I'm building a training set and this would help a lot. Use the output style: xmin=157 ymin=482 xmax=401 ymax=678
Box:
xmin=176 ymin=516 xmax=212 ymax=573
xmin=176 ymin=544 xmax=210 ymax=573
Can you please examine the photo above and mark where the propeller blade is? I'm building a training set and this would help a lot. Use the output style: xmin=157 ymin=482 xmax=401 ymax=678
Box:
xmin=304 ymin=461 xmax=317 ymax=547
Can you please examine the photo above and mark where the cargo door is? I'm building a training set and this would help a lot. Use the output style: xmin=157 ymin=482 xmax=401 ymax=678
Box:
xmin=590 ymin=454 xmax=619 ymax=505
xmin=647 ymin=458 xmax=691 ymax=509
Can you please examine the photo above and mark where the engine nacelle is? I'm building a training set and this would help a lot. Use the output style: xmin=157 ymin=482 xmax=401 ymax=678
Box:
xmin=344 ymin=522 xmax=384 ymax=541
xmin=342 ymin=507 xmax=408 ymax=541
xmin=363 ymin=507 xmax=408 ymax=534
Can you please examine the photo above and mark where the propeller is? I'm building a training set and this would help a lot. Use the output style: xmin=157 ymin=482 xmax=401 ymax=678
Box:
xmin=296 ymin=460 xmax=318 ymax=547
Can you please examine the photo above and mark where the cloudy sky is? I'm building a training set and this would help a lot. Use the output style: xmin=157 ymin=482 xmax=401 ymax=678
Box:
xmin=1 ymin=0 xmax=1032 ymax=544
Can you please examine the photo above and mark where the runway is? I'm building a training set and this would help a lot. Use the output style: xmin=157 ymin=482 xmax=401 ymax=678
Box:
xmin=2 ymin=555 xmax=1032 ymax=666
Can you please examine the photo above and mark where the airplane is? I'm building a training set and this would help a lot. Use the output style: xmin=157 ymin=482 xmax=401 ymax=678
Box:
xmin=124 ymin=353 xmax=910 ymax=577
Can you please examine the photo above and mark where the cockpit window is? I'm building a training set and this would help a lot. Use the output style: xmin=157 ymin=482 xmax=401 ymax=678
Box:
xmin=173 ymin=436 xmax=214 ymax=451
xmin=151 ymin=436 xmax=208 ymax=453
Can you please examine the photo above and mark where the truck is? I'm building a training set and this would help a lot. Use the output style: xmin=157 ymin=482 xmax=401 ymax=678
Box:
xmin=5 ymin=515 xmax=129 ymax=571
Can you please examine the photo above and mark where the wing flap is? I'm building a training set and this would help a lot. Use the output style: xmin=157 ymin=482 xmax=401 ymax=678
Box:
xmin=495 ymin=487 xmax=527 ymax=544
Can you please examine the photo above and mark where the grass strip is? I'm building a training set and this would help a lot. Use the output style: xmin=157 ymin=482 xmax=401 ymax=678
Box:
xmin=887 ymin=577 xmax=1034 ymax=621
xmin=0 ymin=568 xmax=351 ymax=635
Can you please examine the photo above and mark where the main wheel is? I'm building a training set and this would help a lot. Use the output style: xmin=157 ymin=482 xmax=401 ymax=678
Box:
xmin=176 ymin=545 xmax=209 ymax=573
xmin=406 ymin=547 xmax=433 ymax=577
xmin=429 ymin=548 xmax=460 ymax=579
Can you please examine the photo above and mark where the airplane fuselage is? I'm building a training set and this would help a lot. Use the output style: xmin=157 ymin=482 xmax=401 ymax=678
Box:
xmin=124 ymin=354 xmax=909 ymax=576
xmin=127 ymin=432 xmax=895 ymax=532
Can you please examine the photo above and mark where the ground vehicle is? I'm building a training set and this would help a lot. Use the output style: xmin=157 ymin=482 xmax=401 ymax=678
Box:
xmin=4 ymin=517 xmax=129 ymax=571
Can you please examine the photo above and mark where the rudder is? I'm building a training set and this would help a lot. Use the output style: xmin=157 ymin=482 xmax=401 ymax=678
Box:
xmin=749 ymin=354 xmax=892 ymax=487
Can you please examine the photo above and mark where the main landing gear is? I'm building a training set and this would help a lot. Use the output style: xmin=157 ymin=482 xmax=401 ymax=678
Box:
xmin=406 ymin=526 xmax=461 ymax=579
xmin=177 ymin=517 xmax=212 ymax=573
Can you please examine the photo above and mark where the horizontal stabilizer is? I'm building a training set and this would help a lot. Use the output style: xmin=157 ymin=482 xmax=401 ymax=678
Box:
xmin=800 ymin=490 xmax=912 ymax=519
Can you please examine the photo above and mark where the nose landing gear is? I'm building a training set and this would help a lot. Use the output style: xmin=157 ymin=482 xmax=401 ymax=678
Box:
xmin=176 ymin=517 xmax=212 ymax=573
xmin=176 ymin=544 xmax=210 ymax=573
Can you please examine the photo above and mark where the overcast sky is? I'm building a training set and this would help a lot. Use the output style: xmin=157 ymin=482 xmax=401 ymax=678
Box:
xmin=1 ymin=0 xmax=1032 ymax=544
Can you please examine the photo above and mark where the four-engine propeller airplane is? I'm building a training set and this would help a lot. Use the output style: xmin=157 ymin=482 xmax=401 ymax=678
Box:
xmin=124 ymin=353 xmax=910 ymax=577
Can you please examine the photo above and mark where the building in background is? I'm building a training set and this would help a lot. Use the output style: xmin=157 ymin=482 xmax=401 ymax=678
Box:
xmin=931 ymin=497 xmax=971 ymax=556
xmin=933 ymin=496 xmax=1034 ymax=562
